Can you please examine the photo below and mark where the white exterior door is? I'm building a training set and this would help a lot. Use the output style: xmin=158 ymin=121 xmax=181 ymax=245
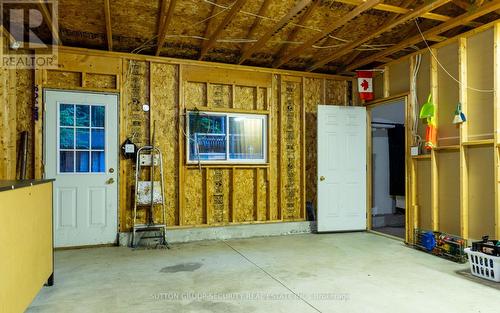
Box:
xmin=44 ymin=90 xmax=118 ymax=247
xmin=317 ymin=105 xmax=367 ymax=232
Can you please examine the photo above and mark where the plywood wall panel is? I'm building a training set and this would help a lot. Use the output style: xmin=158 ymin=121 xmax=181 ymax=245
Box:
xmin=468 ymin=146 xmax=495 ymax=240
xmin=416 ymin=159 xmax=432 ymax=230
xmin=184 ymin=82 xmax=207 ymax=108
xmin=85 ymin=73 xmax=117 ymax=89
xmin=233 ymin=169 xmax=256 ymax=222
xmin=150 ymin=62 xmax=179 ymax=226
xmin=416 ymin=53 xmax=430 ymax=142
xmin=208 ymin=84 xmax=232 ymax=108
xmin=15 ymin=69 xmax=34 ymax=179
xmin=184 ymin=168 xmax=205 ymax=225
xmin=437 ymin=43 xmax=460 ymax=146
xmin=467 ymin=28 xmax=494 ymax=140
xmin=325 ymin=79 xmax=346 ymax=104
xmin=234 ymin=86 xmax=256 ymax=110
xmin=437 ymin=151 xmax=460 ymax=235
xmin=389 ymin=59 xmax=410 ymax=95
xmin=45 ymin=70 xmax=81 ymax=88
xmin=281 ymin=79 xmax=302 ymax=220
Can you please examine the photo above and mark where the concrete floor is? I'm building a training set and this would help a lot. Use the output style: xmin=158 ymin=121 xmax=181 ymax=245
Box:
xmin=28 ymin=232 xmax=500 ymax=313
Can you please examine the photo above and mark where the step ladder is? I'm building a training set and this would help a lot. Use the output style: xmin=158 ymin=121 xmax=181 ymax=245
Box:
xmin=131 ymin=146 xmax=168 ymax=248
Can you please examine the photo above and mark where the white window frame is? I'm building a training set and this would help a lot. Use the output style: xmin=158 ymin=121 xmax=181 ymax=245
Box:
xmin=186 ymin=111 xmax=268 ymax=164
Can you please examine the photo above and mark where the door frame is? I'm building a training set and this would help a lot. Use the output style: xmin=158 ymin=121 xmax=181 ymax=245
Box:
xmin=43 ymin=88 xmax=121 ymax=247
xmin=365 ymin=93 xmax=411 ymax=243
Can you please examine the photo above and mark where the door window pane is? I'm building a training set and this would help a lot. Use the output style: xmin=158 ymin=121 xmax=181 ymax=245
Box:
xmin=60 ymin=104 xmax=74 ymax=126
xmin=76 ymin=128 xmax=90 ymax=149
xmin=91 ymin=105 xmax=105 ymax=127
xmin=229 ymin=117 xmax=264 ymax=160
xmin=60 ymin=151 xmax=74 ymax=172
xmin=75 ymin=105 xmax=90 ymax=126
xmin=91 ymin=129 xmax=105 ymax=149
xmin=76 ymin=151 xmax=90 ymax=172
xmin=91 ymin=151 xmax=105 ymax=172
xmin=60 ymin=127 xmax=74 ymax=149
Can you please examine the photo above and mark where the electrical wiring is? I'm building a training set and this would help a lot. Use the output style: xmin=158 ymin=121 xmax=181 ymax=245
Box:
xmin=415 ymin=19 xmax=495 ymax=93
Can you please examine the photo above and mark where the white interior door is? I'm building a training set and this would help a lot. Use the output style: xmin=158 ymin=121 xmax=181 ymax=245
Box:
xmin=317 ymin=105 xmax=367 ymax=232
xmin=44 ymin=90 xmax=118 ymax=247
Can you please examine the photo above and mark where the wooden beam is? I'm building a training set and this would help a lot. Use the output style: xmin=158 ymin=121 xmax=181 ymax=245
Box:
xmin=308 ymin=0 xmax=449 ymax=71
xmin=38 ymin=0 xmax=61 ymax=45
xmin=239 ymin=0 xmax=313 ymax=64
xmin=241 ymin=0 xmax=272 ymax=52
xmin=273 ymin=0 xmax=381 ymax=68
xmin=273 ymin=0 xmax=320 ymax=64
xmin=345 ymin=0 xmax=500 ymax=71
xmin=199 ymin=0 xmax=248 ymax=60
xmin=155 ymin=0 xmax=177 ymax=56
xmin=103 ymin=0 xmax=113 ymax=51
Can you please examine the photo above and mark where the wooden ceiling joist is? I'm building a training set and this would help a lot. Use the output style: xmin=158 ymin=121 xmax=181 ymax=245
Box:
xmin=308 ymin=0 xmax=449 ymax=71
xmin=273 ymin=0 xmax=381 ymax=68
xmin=345 ymin=0 xmax=500 ymax=72
xmin=273 ymin=0 xmax=320 ymax=64
xmin=238 ymin=0 xmax=313 ymax=64
xmin=103 ymin=0 xmax=112 ymax=51
xmin=155 ymin=0 xmax=178 ymax=56
xmin=198 ymin=0 xmax=248 ymax=60
xmin=240 ymin=0 xmax=272 ymax=52
xmin=38 ymin=0 xmax=61 ymax=45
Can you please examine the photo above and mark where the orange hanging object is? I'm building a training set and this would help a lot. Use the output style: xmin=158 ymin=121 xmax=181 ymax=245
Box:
xmin=424 ymin=122 xmax=437 ymax=151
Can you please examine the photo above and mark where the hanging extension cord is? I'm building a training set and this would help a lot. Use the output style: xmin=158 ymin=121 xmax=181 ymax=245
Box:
xmin=222 ymin=240 xmax=323 ymax=313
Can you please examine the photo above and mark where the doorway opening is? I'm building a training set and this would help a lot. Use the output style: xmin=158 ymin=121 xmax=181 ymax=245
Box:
xmin=369 ymin=98 xmax=406 ymax=239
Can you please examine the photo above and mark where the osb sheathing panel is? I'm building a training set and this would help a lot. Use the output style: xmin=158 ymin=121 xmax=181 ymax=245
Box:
xmin=0 ymin=35 xmax=16 ymax=179
xmin=209 ymin=84 xmax=232 ymax=108
xmin=467 ymin=28 xmax=494 ymax=140
xmin=388 ymin=59 xmax=410 ymax=95
xmin=256 ymin=87 xmax=267 ymax=110
xmin=257 ymin=168 xmax=268 ymax=221
xmin=270 ymin=77 xmax=279 ymax=220
xmin=437 ymin=42 xmax=460 ymax=146
xmin=233 ymin=169 xmax=256 ymax=222
xmin=121 ymin=60 xmax=150 ymax=229
xmin=15 ymin=69 xmax=34 ymax=179
xmin=325 ymin=79 xmax=347 ymax=104
xmin=85 ymin=73 xmax=117 ymax=90
xmin=207 ymin=169 xmax=231 ymax=224
xmin=304 ymin=77 xmax=322 ymax=209
xmin=437 ymin=151 xmax=460 ymax=236
xmin=46 ymin=71 xmax=81 ymax=88
xmin=373 ymin=72 xmax=384 ymax=100
xmin=150 ymin=62 xmax=179 ymax=227
xmin=184 ymin=168 xmax=205 ymax=225
xmin=234 ymin=86 xmax=256 ymax=110
xmin=416 ymin=159 xmax=432 ymax=231
xmin=281 ymin=79 xmax=302 ymax=220
xmin=184 ymin=82 xmax=207 ymax=108
xmin=467 ymin=146 xmax=495 ymax=240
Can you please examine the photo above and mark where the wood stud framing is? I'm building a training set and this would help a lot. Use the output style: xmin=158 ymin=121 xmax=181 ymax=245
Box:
xmin=199 ymin=0 xmax=248 ymax=60
xmin=273 ymin=0 xmax=381 ymax=68
xmin=346 ymin=1 xmax=500 ymax=72
xmin=238 ymin=0 xmax=313 ymax=64
xmin=103 ymin=0 xmax=113 ymax=51
xmin=155 ymin=0 xmax=178 ymax=56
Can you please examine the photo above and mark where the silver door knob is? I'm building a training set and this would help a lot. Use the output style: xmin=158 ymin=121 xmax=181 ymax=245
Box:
xmin=320 ymin=176 xmax=325 ymax=181
xmin=106 ymin=178 xmax=115 ymax=184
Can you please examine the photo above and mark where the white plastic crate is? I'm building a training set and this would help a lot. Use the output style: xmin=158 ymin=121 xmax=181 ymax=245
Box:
xmin=464 ymin=248 xmax=500 ymax=282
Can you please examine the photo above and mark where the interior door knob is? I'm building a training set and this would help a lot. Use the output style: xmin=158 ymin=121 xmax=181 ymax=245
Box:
xmin=106 ymin=178 xmax=115 ymax=184
xmin=320 ymin=176 xmax=325 ymax=181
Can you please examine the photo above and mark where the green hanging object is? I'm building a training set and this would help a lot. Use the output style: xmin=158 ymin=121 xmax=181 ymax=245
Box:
xmin=419 ymin=94 xmax=435 ymax=119
xmin=452 ymin=102 xmax=466 ymax=124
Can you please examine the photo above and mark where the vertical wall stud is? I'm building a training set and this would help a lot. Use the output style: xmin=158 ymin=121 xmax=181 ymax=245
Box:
xmin=430 ymin=48 xmax=439 ymax=231
xmin=459 ymin=37 xmax=470 ymax=240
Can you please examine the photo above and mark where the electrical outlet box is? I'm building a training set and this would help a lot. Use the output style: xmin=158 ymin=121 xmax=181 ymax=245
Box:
xmin=411 ymin=146 xmax=420 ymax=156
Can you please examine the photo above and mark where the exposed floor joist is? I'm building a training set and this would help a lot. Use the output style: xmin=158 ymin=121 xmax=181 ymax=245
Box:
xmin=240 ymin=0 xmax=272 ymax=52
xmin=199 ymin=0 xmax=248 ymax=60
xmin=238 ymin=0 xmax=313 ymax=64
xmin=155 ymin=0 xmax=178 ymax=56
xmin=103 ymin=0 xmax=112 ymax=51
xmin=273 ymin=0 xmax=320 ymax=65
xmin=345 ymin=0 xmax=500 ymax=72
xmin=308 ymin=0 xmax=450 ymax=71
xmin=273 ymin=0 xmax=381 ymax=68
